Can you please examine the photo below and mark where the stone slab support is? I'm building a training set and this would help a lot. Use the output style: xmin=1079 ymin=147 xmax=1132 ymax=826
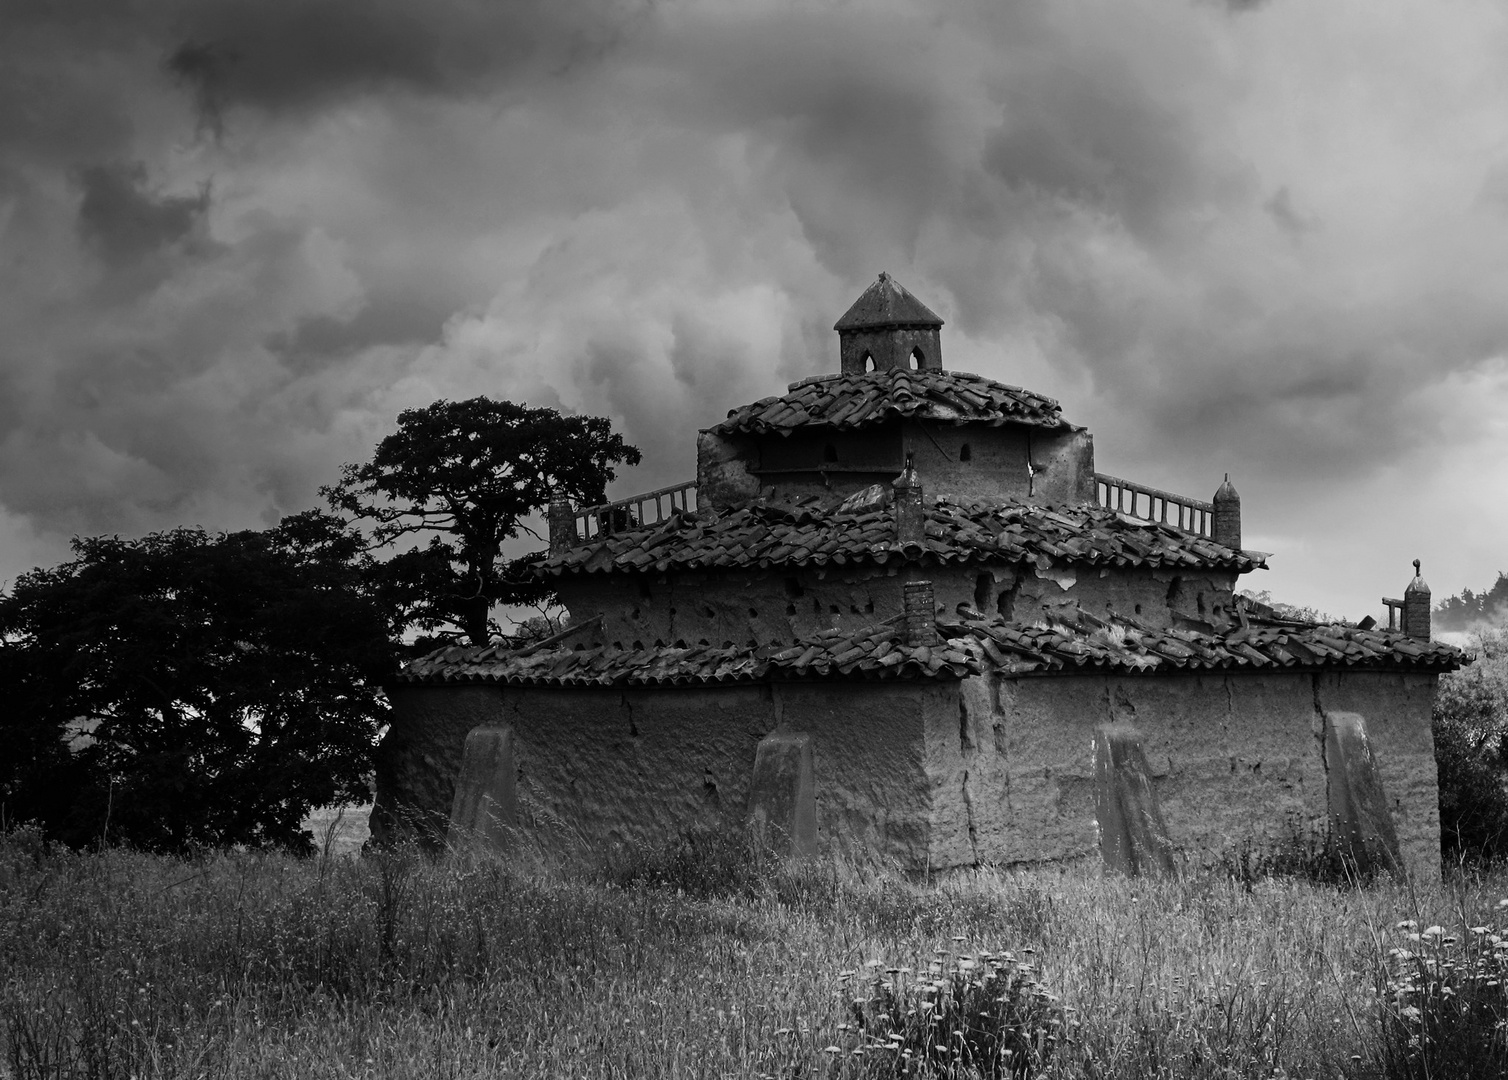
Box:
xmin=747 ymin=730 xmax=817 ymax=858
xmin=1323 ymin=711 xmax=1404 ymax=877
xmin=447 ymin=725 xmax=518 ymax=853
xmin=1094 ymin=725 xmax=1176 ymax=876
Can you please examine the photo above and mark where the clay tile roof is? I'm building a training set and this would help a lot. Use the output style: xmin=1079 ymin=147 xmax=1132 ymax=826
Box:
xmin=538 ymin=496 xmax=1265 ymax=578
xmin=396 ymin=617 xmax=979 ymax=688
xmin=935 ymin=611 xmax=1466 ymax=676
xmin=708 ymin=369 xmax=1069 ymax=436
xmin=395 ymin=609 xmax=1463 ymax=688
xmin=833 ymin=273 xmax=944 ymax=330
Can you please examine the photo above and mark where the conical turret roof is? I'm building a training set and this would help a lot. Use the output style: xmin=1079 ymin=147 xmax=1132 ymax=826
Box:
xmin=834 ymin=272 xmax=944 ymax=331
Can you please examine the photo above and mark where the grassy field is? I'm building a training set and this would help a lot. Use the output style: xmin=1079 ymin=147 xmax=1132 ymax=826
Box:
xmin=2 ymin=825 xmax=1506 ymax=1079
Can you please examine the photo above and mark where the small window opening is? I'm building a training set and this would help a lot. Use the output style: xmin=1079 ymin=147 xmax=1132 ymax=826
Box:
xmin=785 ymin=603 xmax=797 ymax=616
xmin=974 ymin=573 xmax=992 ymax=612
xmin=865 ymin=599 xmax=875 ymax=614
xmin=909 ymin=347 xmax=924 ymax=370
xmin=960 ymin=443 xmax=972 ymax=462
xmin=823 ymin=443 xmax=839 ymax=463
xmin=748 ymin=607 xmax=758 ymax=618
xmin=784 ymin=577 xmax=805 ymax=598
xmin=829 ymin=604 xmax=840 ymax=614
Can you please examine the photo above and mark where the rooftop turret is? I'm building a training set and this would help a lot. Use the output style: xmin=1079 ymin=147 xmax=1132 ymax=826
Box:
xmin=834 ymin=272 xmax=944 ymax=374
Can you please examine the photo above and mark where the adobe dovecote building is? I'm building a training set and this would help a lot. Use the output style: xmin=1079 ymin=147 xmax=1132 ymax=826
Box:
xmin=375 ymin=274 xmax=1462 ymax=876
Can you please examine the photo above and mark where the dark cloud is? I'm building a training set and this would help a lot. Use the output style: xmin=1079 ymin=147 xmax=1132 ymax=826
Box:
xmin=75 ymin=162 xmax=210 ymax=267
xmin=0 ymin=0 xmax=1505 ymax=622
xmin=163 ymin=0 xmax=649 ymax=130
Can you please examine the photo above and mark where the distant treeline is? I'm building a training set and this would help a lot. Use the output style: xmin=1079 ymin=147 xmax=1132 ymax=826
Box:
xmin=1436 ymin=573 xmax=1508 ymax=632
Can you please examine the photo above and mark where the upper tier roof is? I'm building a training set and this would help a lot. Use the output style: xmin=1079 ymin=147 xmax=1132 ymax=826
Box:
xmin=833 ymin=272 xmax=944 ymax=330
xmin=707 ymin=369 xmax=1072 ymax=436
xmin=538 ymin=495 xmax=1264 ymax=577
xmin=396 ymin=608 xmax=1464 ymax=688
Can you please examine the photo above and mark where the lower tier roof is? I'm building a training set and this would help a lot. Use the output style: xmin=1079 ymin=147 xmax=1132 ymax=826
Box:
xmin=539 ymin=495 xmax=1264 ymax=578
xmin=396 ymin=608 xmax=1463 ymax=688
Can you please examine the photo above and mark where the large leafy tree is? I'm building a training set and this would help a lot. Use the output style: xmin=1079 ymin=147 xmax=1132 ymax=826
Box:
xmin=0 ymin=512 xmax=395 ymax=853
xmin=323 ymin=397 xmax=640 ymax=647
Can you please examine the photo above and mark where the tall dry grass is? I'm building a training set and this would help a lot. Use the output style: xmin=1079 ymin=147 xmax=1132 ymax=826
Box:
xmin=1 ymin=823 xmax=1504 ymax=1079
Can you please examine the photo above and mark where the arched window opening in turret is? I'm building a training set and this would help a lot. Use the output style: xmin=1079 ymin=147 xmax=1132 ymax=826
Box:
xmin=909 ymin=347 xmax=923 ymax=370
xmin=863 ymin=352 xmax=876 ymax=372
xmin=959 ymin=443 xmax=972 ymax=462
xmin=823 ymin=443 xmax=838 ymax=463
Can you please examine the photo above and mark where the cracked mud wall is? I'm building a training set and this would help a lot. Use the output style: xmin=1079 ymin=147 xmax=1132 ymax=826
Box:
xmin=558 ymin=562 xmax=1241 ymax=652
xmin=377 ymin=680 xmax=938 ymax=867
xmin=923 ymin=670 xmax=1439 ymax=875
xmin=378 ymin=668 xmax=1439 ymax=875
xmin=373 ymin=685 xmax=512 ymax=845
xmin=1312 ymin=671 xmax=1440 ymax=879
xmin=772 ymin=683 xmax=935 ymax=867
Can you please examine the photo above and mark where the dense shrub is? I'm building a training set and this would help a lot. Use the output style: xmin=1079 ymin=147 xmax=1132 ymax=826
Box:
xmin=1434 ymin=631 xmax=1508 ymax=867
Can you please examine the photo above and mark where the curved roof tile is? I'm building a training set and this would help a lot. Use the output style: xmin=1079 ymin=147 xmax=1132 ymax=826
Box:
xmin=395 ymin=609 xmax=1463 ymax=688
xmin=707 ymin=369 xmax=1071 ymax=436
xmin=539 ymin=496 xmax=1264 ymax=577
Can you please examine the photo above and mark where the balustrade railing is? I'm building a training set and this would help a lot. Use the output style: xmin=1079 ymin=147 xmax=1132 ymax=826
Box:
xmin=558 ymin=473 xmax=1211 ymax=547
xmin=573 ymin=480 xmax=698 ymax=541
xmin=1095 ymin=473 xmax=1212 ymax=537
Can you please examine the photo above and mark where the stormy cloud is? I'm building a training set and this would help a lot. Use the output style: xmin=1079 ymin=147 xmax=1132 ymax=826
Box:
xmin=1 ymin=0 xmax=1506 ymax=620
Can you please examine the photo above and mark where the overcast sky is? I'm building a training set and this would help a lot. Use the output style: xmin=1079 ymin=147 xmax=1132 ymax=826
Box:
xmin=2 ymin=0 xmax=1507 ymax=622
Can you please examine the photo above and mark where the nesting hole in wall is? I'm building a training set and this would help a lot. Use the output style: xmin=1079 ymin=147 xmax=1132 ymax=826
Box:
xmin=974 ymin=573 xmax=992 ymax=612
xmin=785 ymin=578 xmax=805 ymax=598
xmin=824 ymin=443 xmax=838 ymax=463
xmin=631 ymin=605 xmax=641 ymax=620
xmin=639 ymin=580 xmax=652 ymax=599
xmin=1135 ymin=604 xmax=1143 ymax=615
xmin=668 ymin=607 xmax=676 ymax=617
xmin=702 ymin=605 xmax=715 ymax=618
xmin=960 ymin=443 xmax=972 ymax=462
xmin=748 ymin=607 xmax=758 ymax=618
xmin=865 ymin=599 xmax=874 ymax=613
xmin=813 ymin=597 xmax=822 ymax=614
xmin=786 ymin=603 xmax=797 ymax=615
xmin=996 ymin=590 xmax=1014 ymax=620
xmin=632 ymin=640 xmax=644 ymax=649
xmin=829 ymin=604 xmax=840 ymax=614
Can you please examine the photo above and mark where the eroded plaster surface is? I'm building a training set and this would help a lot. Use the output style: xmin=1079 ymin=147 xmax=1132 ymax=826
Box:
xmin=376 ymin=670 xmax=1439 ymax=876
